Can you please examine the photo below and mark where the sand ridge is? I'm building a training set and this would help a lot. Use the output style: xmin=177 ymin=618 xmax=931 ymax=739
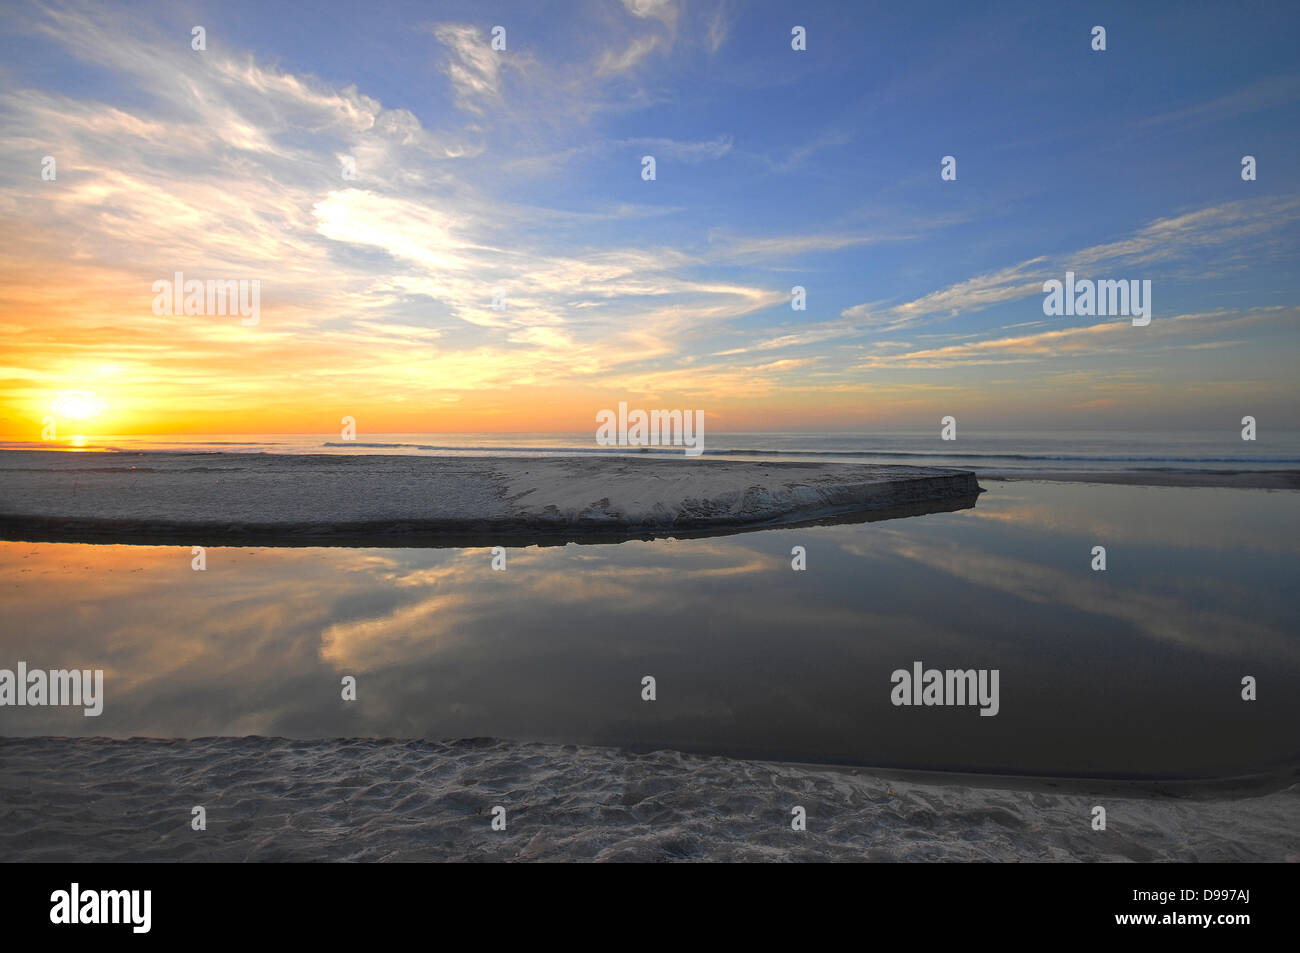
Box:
xmin=0 ymin=450 xmax=981 ymax=545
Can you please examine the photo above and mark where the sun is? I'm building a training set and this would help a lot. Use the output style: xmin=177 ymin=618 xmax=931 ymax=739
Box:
xmin=51 ymin=390 xmax=106 ymax=420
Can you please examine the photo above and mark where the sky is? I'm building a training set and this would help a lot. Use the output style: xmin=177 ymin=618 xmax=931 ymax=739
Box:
xmin=1 ymin=0 xmax=1298 ymax=438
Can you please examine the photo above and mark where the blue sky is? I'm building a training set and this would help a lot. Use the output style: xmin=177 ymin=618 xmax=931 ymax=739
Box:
xmin=1 ymin=0 xmax=1298 ymax=433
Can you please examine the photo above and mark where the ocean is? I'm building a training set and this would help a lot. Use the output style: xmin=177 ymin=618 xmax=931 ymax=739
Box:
xmin=5 ymin=429 xmax=1300 ymax=474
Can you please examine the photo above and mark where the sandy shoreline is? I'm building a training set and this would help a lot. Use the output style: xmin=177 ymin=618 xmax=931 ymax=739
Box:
xmin=2 ymin=448 xmax=1293 ymax=548
xmin=984 ymin=469 xmax=1300 ymax=489
xmin=0 ymin=450 xmax=979 ymax=545
xmin=1 ymin=737 xmax=1295 ymax=862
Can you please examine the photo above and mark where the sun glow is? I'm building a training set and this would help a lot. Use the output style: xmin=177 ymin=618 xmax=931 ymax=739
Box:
xmin=51 ymin=391 xmax=106 ymax=420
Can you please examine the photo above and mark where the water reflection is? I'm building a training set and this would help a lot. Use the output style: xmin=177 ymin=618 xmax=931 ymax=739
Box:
xmin=1 ymin=482 xmax=1296 ymax=783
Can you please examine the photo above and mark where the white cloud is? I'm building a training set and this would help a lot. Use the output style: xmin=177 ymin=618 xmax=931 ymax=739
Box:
xmin=626 ymin=135 xmax=733 ymax=162
xmin=432 ymin=24 xmax=506 ymax=113
xmin=840 ymin=198 xmax=1300 ymax=330
xmin=597 ymin=35 xmax=661 ymax=75
xmin=619 ymin=0 xmax=678 ymax=29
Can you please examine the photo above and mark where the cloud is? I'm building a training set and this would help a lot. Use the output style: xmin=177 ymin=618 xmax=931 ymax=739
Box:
xmin=0 ymin=3 xmax=791 ymax=431
xmin=502 ymin=135 xmax=732 ymax=176
xmin=1136 ymin=74 xmax=1300 ymax=130
xmin=760 ymin=128 xmax=854 ymax=173
xmin=629 ymin=135 xmax=733 ymax=162
xmin=713 ymin=322 xmax=862 ymax=356
xmin=706 ymin=5 xmax=730 ymax=52
xmin=841 ymin=198 xmax=1300 ymax=331
xmin=707 ymin=230 xmax=876 ymax=264
xmin=851 ymin=307 xmax=1293 ymax=370
xmin=842 ymin=260 xmax=1048 ymax=331
xmin=597 ymin=35 xmax=661 ymax=75
xmin=619 ymin=0 xmax=678 ymax=29
xmin=431 ymin=24 xmax=507 ymax=113
xmin=3 ymin=2 xmax=1295 ymax=435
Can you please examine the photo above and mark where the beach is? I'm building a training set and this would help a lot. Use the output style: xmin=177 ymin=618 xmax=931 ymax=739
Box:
xmin=6 ymin=0 xmax=1300 ymax=891
xmin=0 ymin=450 xmax=980 ymax=545
xmin=982 ymin=470 xmax=1300 ymax=489
xmin=1 ymin=447 xmax=1297 ymax=864
xmin=3 ymin=737 xmax=1296 ymax=862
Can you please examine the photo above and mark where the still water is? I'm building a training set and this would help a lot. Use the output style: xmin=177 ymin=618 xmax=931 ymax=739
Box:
xmin=2 ymin=481 xmax=1297 ymax=782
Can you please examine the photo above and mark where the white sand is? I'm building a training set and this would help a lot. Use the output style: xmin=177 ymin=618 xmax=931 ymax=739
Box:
xmin=0 ymin=450 xmax=980 ymax=544
xmin=1 ymin=737 xmax=1294 ymax=862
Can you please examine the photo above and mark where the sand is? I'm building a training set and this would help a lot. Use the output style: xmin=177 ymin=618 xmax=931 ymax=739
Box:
xmin=984 ymin=469 xmax=1300 ymax=489
xmin=0 ymin=450 xmax=980 ymax=545
xmin=1 ymin=737 xmax=1295 ymax=862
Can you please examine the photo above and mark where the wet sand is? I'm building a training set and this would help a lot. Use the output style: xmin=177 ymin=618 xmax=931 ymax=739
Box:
xmin=984 ymin=469 xmax=1300 ymax=489
xmin=1 ymin=737 xmax=1295 ymax=862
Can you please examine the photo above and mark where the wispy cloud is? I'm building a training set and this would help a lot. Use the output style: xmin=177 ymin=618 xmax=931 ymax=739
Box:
xmin=619 ymin=0 xmax=678 ymax=30
xmin=0 ymin=0 xmax=1296 ymax=434
xmin=1136 ymin=74 xmax=1300 ymax=130
xmin=852 ymin=307 xmax=1292 ymax=370
xmin=841 ymin=199 xmax=1300 ymax=331
xmin=430 ymin=24 xmax=509 ymax=113
xmin=597 ymin=35 xmax=661 ymax=75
